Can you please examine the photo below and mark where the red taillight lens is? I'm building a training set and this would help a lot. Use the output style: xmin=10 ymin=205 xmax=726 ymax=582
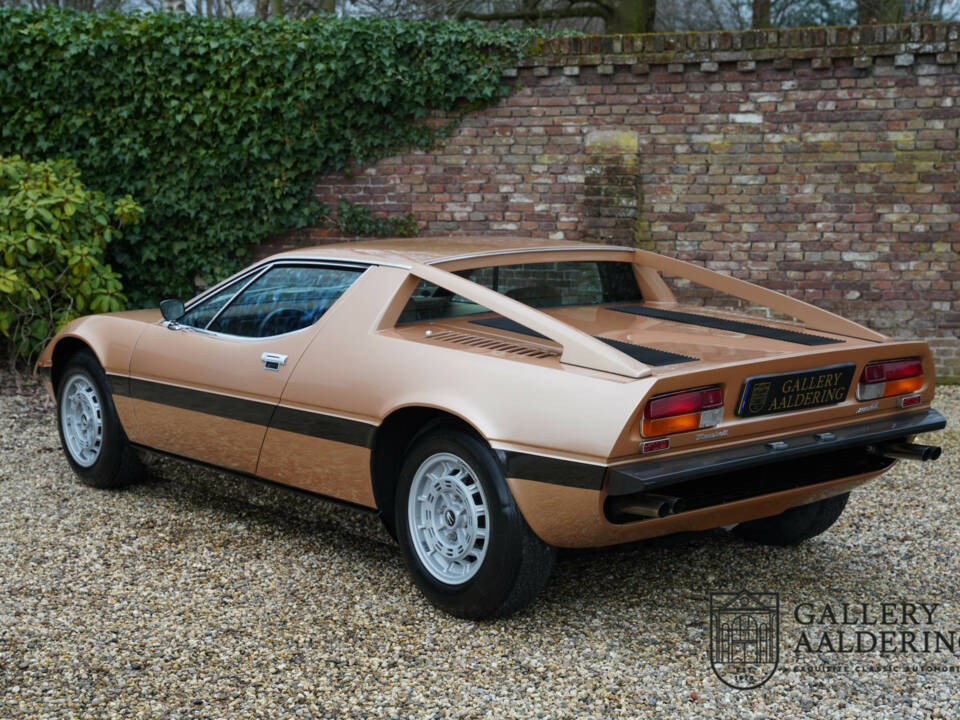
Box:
xmin=642 ymin=386 xmax=724 ymax=437
xmin=700 ymin=387 xmax=724 ymax=409
xmin=646 ymin=391 xmax=698 ymax=419
xmin=857 ymin=358 xmax=923 ymax=400
xmin=860 ymin=358 xmax=922 ymax=384
xmin=644 ymin=387 xmax=722 ymax=419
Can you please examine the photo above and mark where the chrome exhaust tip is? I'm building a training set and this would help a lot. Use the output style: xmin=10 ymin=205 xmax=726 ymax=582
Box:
xmin=613 ymin=493 xmax=683 ymax=519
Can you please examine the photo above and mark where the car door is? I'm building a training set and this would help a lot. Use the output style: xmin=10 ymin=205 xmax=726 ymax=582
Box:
xmin=127 ymin=262 xmax=368 ymax=474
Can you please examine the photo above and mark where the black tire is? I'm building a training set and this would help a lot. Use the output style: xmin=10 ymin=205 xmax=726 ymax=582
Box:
xmin=56 ymin=350 xmax=141 ymax=489
xmin=395 ymin=427 xmax=555 ymax=619
xmin=731 ymin=493 xmax=850 ymax=546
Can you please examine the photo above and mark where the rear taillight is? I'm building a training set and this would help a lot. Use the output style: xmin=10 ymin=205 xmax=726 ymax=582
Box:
xmin=642 ymin=386 xmax=723 ymax=437
xmin=857 ymin=358 xmax=923 ymax=400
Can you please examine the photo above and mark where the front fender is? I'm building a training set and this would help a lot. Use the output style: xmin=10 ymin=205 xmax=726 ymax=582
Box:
xmin=38 ymin=309 xmax=161 ymax=378
xmin=38 ymin=310 xmax=161 ymax=434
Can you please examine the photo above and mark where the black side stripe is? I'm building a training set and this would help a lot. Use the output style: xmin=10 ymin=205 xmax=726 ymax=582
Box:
xmin=469 ymin=315 xmax=699 ymax=366
xmin=500 ymin=451 xmax=607 ymax=491
xmin=106 ymin=374 xmax=608 ymax=488
xmin=124 ymin=376 xmax=275 ymax=426
xmin=271 ymin=406 xmax=375 ymax=448
xmin=105 ymin=374 xmax=132 ymax=401
xmin=109 ymin=375 xmax=374 ymax=448
xmin=609 ymin=305 xmax=844 ymax=346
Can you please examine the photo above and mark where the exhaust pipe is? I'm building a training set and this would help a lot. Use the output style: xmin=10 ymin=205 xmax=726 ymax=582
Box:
xmin=875 ymin=442 xmax=942 ymax=462
xmin=612 ymin=493 xmax=683 ymax=519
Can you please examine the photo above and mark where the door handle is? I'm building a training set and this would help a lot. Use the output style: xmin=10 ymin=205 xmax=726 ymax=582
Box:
xmin=260 ymin=352 xmax=288 ymax=371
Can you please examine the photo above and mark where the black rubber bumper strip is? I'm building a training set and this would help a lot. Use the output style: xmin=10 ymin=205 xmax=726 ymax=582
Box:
xmin=469 ymin=316 xmax=698 ymax=366
xmin=608 ymin=305 xmax=844 ymax=346
xmin=606 ymin=409 xmax=946 ymax=496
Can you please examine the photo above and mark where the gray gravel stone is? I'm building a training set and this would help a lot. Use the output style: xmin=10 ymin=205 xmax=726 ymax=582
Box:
xmin=1 ymin=373 xmax=958 ymax=718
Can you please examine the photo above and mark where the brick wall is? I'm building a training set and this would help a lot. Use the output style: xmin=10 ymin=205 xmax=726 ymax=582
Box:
xmin=258 ymin=23 xmax=960 ymax=381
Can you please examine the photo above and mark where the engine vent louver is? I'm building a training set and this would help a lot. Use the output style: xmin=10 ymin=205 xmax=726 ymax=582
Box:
xmin=426 ymin=330 xmax=558 ymax=359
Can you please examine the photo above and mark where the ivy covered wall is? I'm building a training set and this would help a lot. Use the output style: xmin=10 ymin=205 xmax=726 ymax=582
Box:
xmin=0 ymin=8 xmax=539 ymax=303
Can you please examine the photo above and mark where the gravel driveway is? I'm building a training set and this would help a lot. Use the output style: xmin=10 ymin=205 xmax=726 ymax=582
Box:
xmin=2 ymin=374 xmax=958 ymax=719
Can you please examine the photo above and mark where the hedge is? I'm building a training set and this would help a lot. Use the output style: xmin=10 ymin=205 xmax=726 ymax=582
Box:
xmin=0 ymin=9 xmax=539 ymax=304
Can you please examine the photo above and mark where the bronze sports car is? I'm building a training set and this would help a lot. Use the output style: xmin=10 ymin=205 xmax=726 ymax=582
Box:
xmin=38 ymin=238 xmax=946 ymax=618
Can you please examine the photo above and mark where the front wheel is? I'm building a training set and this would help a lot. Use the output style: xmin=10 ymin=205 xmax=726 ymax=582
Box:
xmin=56 ymin=350 xmax=141 ymax=489
xmin=395 ymin=428 xmax=555 ymax=619
xmin=731 ymin=493 xmax=850 ymax=546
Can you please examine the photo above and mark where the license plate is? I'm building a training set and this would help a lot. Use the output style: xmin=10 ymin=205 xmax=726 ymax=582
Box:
xmin=736 ymin=363 xmax=856 ymax=418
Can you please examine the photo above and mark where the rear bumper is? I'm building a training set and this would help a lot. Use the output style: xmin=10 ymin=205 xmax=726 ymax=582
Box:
xmin=507 ymin=466 xmax=889 ymax=548
xmin=607 ymin=409 xmax=946 ymax=496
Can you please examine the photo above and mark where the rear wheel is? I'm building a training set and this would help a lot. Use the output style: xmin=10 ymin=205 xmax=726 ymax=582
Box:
xmin=731 ymin=493 xmax=849 ymax=546
xmin=56 ymin=350 xmax=141 ymax=489
xmin=395 ymin=427 xmax=555 ymax=619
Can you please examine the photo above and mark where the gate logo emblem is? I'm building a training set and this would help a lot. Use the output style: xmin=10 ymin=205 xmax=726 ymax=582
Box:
xmin=709 ymin=590 xmax=779 ymax=689
xmin=748 ymin=381 xmax=772 ymax=415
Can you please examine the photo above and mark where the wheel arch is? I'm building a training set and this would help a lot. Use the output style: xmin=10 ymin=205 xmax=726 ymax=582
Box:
xmin=369 ymin=405 xmax=490 ymax=540
xmin=50 ymin=336 xmax=100 ymax=392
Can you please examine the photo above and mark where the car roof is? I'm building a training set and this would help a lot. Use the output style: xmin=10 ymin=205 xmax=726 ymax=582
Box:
xmin=269 ymin=237 xmax=620 ymax=267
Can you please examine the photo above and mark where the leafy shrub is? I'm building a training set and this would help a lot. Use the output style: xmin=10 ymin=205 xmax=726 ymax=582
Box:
xmin=0 ymin=155 xmax=141 ymax=365
xmin=0 ymin=9 xmax=538 ymax=304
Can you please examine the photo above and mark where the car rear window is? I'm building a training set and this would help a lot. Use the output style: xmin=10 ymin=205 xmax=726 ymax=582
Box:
xmin=398 ymin=261 xmax=642 ymax=324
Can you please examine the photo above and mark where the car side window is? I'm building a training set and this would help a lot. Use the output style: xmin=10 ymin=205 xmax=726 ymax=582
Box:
xmin=457 ymin=261 xmax=637 ymax=308
xmin=178 ymin=278 xmax=246 ymax=329
xmin=396 ymin=261 xmax=642 ymax=325
xmin=206 ymin=265 xmax=364 ymax=338
xmin=397 ymin=281 xmax=490 ymax=324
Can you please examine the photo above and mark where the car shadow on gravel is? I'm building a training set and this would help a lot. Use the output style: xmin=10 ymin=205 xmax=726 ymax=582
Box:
xmin=124 ymin=450 xmax=764 ymax=615
xmin=127 ymin=449 xmax=870 ymax=618
xmin=131 ymin=449 xmax=396 ymax=546
xmin=537 ymin=528 xmax=900 ymax=629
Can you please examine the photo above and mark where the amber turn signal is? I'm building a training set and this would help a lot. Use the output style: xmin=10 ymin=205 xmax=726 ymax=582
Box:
xmin=857 ymin=358 xmax=923 ymax=401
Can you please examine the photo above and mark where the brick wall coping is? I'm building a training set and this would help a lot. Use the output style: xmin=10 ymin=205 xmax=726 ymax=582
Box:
xmin=503 ymin=22 xmax=960 ymax=76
